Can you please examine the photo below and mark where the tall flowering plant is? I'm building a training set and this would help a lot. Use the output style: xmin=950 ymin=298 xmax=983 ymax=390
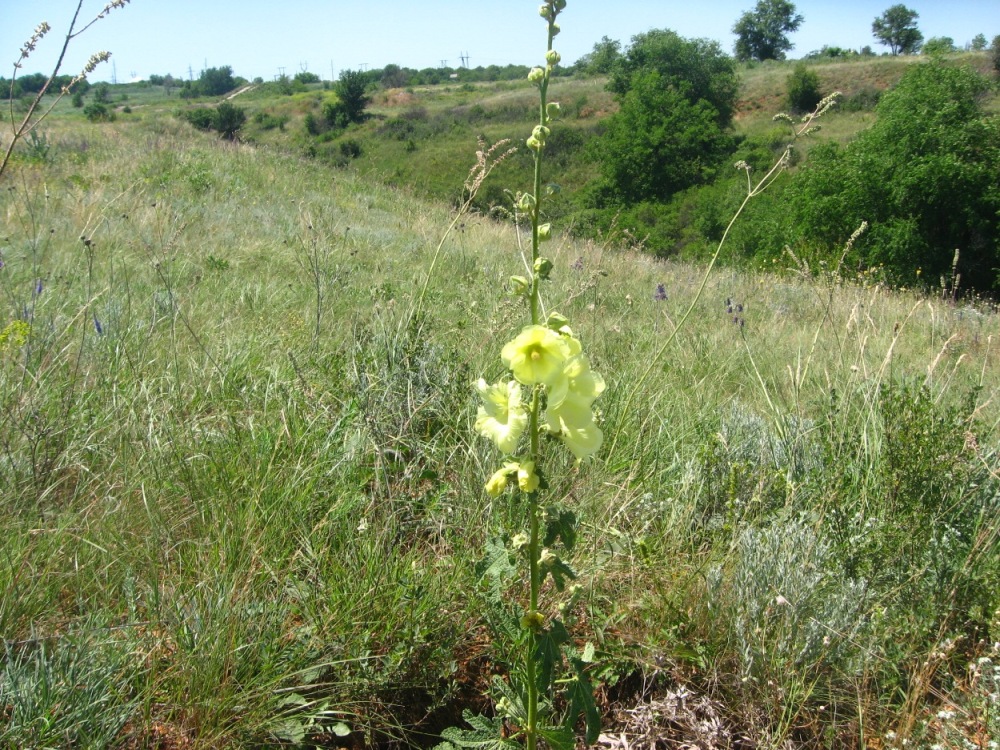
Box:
xmin=441 ymin=3 xmax=602 ymax=749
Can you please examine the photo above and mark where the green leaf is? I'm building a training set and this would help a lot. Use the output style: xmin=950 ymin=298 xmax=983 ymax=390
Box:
xmin=545 ymin=556 xmax=577 ymax=592
xmin=566 ymin=661 xmax=601 ymax=745
xmin=533 ymin=619 xmax=570 ymax=692
xmin=476 ymin=537 xmax=516 ymax=602
xmin=538 ymin=723 xmax=575 ymax=750
xmin=543 ymin=506 xmax=577 ymax=551
xmin=440 ymin=711 xmax=521 ymax=750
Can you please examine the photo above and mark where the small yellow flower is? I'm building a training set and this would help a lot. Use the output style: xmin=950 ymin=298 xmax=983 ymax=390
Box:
xmin=501 ymin=325 xmax=577 ymax=388
xmin=475 ymin=379 xmax=527 ymax=453
xmin=517 ymin=460 xmax=540 ymax=493
xmin=485 ymin=462 xmax=519 ymax=497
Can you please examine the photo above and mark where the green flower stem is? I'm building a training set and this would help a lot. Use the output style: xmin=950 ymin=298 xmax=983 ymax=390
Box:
xmin=522 ymin=21 xmax=557 ymax=750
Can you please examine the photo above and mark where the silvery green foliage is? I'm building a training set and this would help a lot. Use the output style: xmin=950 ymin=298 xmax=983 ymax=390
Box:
xmin=708 ymin=515 xmax=869 ymax=680
xmin=1 ymin=634 xmax=136 ymax=747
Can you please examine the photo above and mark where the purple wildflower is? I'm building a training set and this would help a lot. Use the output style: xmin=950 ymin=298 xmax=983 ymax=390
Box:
xmin=34 ymin=279 xmax=43 ymax=296
xmin=94 ymin=315 xmax=103 ymax=335
xmin=571 ymin=257 xmax=584 ymax=272
xmin=654 ymin=283 xmax=667 ymax=301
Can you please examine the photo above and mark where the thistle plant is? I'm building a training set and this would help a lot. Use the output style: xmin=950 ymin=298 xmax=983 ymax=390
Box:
xmin=440 ymin=3 xmax=602 ymax=750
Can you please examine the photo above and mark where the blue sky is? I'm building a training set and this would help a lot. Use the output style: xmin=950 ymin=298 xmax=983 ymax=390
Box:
xmin=4 ymin=1 xmax=998 ymax=83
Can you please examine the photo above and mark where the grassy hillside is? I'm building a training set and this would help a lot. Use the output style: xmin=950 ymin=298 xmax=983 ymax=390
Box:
xmin=1 ymin=54 xmax=999 ymax=749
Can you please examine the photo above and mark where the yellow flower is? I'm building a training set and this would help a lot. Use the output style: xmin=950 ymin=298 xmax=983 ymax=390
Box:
xmin=475 ymin=379 xmax=527 ymax=453
xmin=485 ymin=462 xmax=519 ymax=497
xmin=517 ymin=460 xmax=540 ymax=493
xmin=501 ymin=325 xmax=578 ymax=388
xmin=545 ymin=404 xmax=603 ymax=460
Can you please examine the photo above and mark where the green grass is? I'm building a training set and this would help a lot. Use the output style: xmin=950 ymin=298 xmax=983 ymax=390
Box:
xmin=1 ymin=70 xmax=999 ymax=749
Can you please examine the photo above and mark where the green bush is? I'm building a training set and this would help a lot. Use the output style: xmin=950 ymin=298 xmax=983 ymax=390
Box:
xmin=215 ymin=102 xmax=246 ymax=140
xmin=181 ymin=107 xmax=217 ymax=131
xmin=789 ymin=62 xmax=1000 ymax=289
xmin=785 ymin=63 xmax=821 ymax=113
xmin=83 ymin=101 xmax=114 ymax=122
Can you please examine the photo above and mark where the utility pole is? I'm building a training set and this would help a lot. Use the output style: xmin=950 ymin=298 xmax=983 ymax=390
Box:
xmin=459 ymin=51 xmax=470 ymax=68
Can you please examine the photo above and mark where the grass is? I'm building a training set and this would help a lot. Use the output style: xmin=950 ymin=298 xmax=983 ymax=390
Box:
xmin=1 ymin=60 xmax=999 ymax=748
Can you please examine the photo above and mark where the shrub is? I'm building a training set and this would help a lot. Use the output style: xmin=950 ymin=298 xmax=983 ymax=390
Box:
xmin=215 ymin=102 xmax=246 ymax=140
xmin=83 ymin=101 xmax=114 ymax=122
xmin=181 ymin=107 xmax=217 ymax=131
xmin=790 ymin=62 xmax=1000 ymax=289
xmin=786 ymin=63 xmax=821 ymax=112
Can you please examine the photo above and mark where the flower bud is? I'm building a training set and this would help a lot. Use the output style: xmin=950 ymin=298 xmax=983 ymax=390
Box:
xmin=534 ymin=256 xmax=554 ymax=279
xmin=554 ymin=0 xmax=567 ymax=10
xmin=546 ymin=311 xmax=571 ymax=331
xmin=551 ymin=23 xmax=561 ymax=36
xmin=520 ymin=611 xmax=545 ymax=631
xmin=532 ymin=125 xmax=550 ymax=142
xmin=516 ymin=193 xmax=536 ymax=212
xmin=526 ymin=136 xmax=542 ymax=152
xmin=538 ymin=4 xmax=552 ymax=19
xmin=546 ymin=49 xmax=561 ymax=66
xmin=512 ymin=532 xmax=530 ymax=551
xmin=537 ymin=224 xmax=552 ymax=242
xmin=545 ymin=102 xmax=561 ymax=121
xmin=509 ymin=275 xmax=530 ymax=296
xmin=538 ymin=548 xmax=557 ymax=568
xmin=527 ymin=67 xmax=545 ymax=84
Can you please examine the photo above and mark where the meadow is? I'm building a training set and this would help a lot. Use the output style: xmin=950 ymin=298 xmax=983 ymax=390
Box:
xmin=2 ymin=45 xmax=1000 ymax=750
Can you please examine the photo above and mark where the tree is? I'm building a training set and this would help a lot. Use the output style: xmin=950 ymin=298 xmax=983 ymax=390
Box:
xmin=198 ymin=66 xmax=236 ymax=96
xmin=577 ymin=36 xmax=621 ymax=76
xmin=598 ymin=72 xmax=735 ymax=204
xmin=608 ymin=29 xmax=739 ymax=127
xmin=215 ymin=101 xmax=246 ymax=140
xmin=333 ymin=69 xmax=370 ymax=125
xmin=732 ymin=0 xmax=804 ymax=62
xmin=598 ymin=32 xmax=738 ymax=204
xmin=971 ymin=33 xmax=987 ymax=52
xmin=992 ymin=35 xmax=1000 ymax=72
xmin=923 ymin=36 xmax=955 ymax=55
xmin=792 ymin=63 xmax=1000 ymax=289
xmin=786 ymin=63 xmax=821 ymax=112
xmin=872 ymin=5 xmax=923 ymax=55
xmin=380 ymin=64 xmax=407 ymax=89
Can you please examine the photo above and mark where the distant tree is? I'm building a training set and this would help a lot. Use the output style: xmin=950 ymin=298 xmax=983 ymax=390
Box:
xmin=71 ymin=90 xmax=84 ymax=108
xmin=294 ymin=71 xmax=320 ymax=85
xmin=992 ymin=35 xmax=1000 ymax=72
xmin=872 ymin=5 xmax=923 ymax=55
xmin=334 ymin=69 xmax=370 ymax=124
xmin=198 ymin=66 xmax=236 ymax=96
xmin=598 ymin=31 xmax=738 ymax=203
xmin=92 ymin=83 xmax=111 ymax=103
xmin=732 ymin=0 xmax=804 ymax=62
xmin=792 ymin=62 xmax=1000 ymax=289
xmin=786 ymin=63 xmax=821 ymax=112
xmin=922 ymin=37 xmax=955 ymax=56
xmin=578 ymin=36 xmax=622 ymax=75
xmin=380 ymin=64 xmax=407 ymax=89
xmin=609 ymin=29 xmax=739 ymax=127
xmin=971 ymin=33 xmax=987 ymax=52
